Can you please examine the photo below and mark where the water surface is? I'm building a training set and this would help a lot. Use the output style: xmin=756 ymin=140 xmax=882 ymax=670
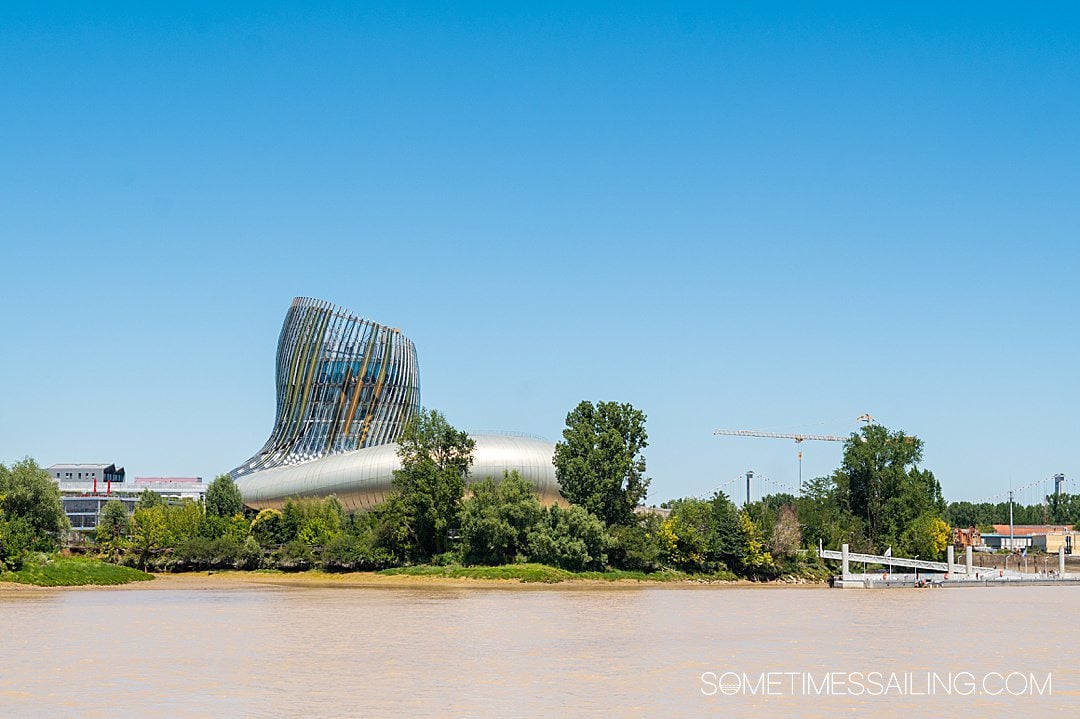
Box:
xmin=1 ymin=582 xmax=1076 ymax=717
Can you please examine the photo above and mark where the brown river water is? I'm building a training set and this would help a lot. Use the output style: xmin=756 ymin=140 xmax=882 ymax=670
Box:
xmin=1 ymin=581 xmax=1077 ymax=717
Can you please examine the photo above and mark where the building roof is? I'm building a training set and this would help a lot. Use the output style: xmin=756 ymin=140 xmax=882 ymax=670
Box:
xmin=134 ymin=477 xmax=203 ymax=484
xmin=46 ymin=463 xmax=120 ymax=470
xmin=990 ymin=524 xmax=1073 ymax=535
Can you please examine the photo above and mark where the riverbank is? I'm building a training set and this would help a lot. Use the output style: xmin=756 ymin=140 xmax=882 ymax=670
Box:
xmin=1 ymin=563 xmax=829 ymax=591
xmin=0 ymin=557 xmax=153 ymax=587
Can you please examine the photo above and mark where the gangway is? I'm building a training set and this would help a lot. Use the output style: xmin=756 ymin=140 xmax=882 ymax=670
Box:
xmin=817 ymin=547 xmax=997 ymax=574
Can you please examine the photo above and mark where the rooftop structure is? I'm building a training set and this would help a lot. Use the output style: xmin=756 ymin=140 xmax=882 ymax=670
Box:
xmin=45 ymin=463 xmax=125 ymax=483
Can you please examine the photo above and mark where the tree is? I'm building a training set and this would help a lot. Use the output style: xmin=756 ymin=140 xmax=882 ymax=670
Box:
xmin=832 ymin=424 xmax=943 ymax=552
xmin=0 ymin=458 xmax=69 ymax=552
xmin=736 ymin=511 xmax=774 ymax=575
xmin=606 ymin=512 xmax=662 ymax=572
xmin=281 ymin=496 xmax=345 ymax=546
xmin=96 ymin=499 xmax=130 ymax=543
xmin=250 ymin=508 xmax=287 ymax=546
xmin=900 ymin=514 xmax=950 ymax=560
xmin=206 ymin=474 xmax=244 ymax=518
xmin=459 ymin=471 xmax=544 ymax=565
xmin=770 ymin=505 xmax=801 ymax=559
xmin=553 ymin=400 xmax=649 ymax=527
xmin=658 ymin=498 xmax=714 ymax=571
xmin=389 ymin=409 xmax=475 ymax=559
xmin=136 ymin=489 xmax=164 ymax=510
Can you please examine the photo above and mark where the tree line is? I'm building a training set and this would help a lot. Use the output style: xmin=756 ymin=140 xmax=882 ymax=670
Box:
xmin=6 ymin=402 xmax=1075 ymax=577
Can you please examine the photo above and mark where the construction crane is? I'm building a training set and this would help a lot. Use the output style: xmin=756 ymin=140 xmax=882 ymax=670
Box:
xmin=713 ymin=428 xmax=851 ymax=504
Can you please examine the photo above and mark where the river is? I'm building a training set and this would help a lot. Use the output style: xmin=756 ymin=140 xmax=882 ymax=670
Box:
xmin=1 ymin=581 xmax=1076 ymax=717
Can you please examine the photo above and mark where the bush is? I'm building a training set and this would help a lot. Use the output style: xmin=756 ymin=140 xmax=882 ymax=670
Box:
xmin=525 ymin=505 xmax=608 ymax=571
xmin=321 ymin=533 xmax=394 ymax=571
xmin=250 ymin=508 xmax=286 ymax=547
xmin=273 ymin=540 xmax=314 ymax=571
xmin=0 ymin=514 xmax=33 ymax=571
xmin=282 ymin=497 xmax=344 ymax=545
xmin=175 ymin=536 xmax=214 ymax=570
xmin=238 ymin=536 xmax=263 ymax=569
xmin=606 ymin=513 xmax=662 ymax=572
xmin=459 ymin=472 xmax=544 ymax=566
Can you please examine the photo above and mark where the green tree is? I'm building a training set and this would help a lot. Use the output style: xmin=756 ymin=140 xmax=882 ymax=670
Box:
xmin=388 ymin=409 xmax=475 ymax=559
xmin=205 ymin=474 xmax=244 ymax=518
xmin=736 ymin=511 xmax=774 ymax=575
xmin=553 ymin=400 xmax=649 ymax=527
xmin=459 ymin=471 xmax=544 ymax=565
xmin=832 ymin=424 xmax=943 ymax=552
xmin=606 ymin=512 xmax=662 ymax=572
xmin=900 ymin=514 xmax=950 ymax=560
xmin=280 ymin=496 xmax=345 ymax=545
xmin=136 ymin=489 xmax=164 ymax=510
xmin=658 ymin=499 xmax=714 ymax=571
xmin=0 ymin=512 xmax=33 ymax=570
xmin=95 ymin=499 xmax=130 ymax=543
xmin=250 ymin=508 xmax=287 ymax=546
xmin=131 ymin=505 xmax=170 ymax=570
xmin=0 ymin=458 xmax=69 ymax=552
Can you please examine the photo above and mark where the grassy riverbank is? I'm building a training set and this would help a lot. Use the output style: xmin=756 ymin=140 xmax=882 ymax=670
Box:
xmin=0 ymin=557 xmax=154 ymax=587
xmin=378 ymin=563 xmax=739 ymax=583
xmin=0 ymin=557 xmax=827 ymax=589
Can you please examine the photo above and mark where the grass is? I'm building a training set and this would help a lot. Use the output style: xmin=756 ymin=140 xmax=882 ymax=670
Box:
xmin=0 ymin=556 xmax=154 ymax=587
xmin=378 ymin=563 xmax=738 ymax=584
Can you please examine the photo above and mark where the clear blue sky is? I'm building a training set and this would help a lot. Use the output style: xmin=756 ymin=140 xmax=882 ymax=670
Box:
xmin=2 ymin=2 xmax=1077 ymax=504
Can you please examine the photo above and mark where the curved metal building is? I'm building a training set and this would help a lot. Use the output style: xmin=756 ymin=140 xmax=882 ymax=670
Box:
xmin=232 ymin=297 xmax=559 ymax=510
xmin=232 ymin=297 xmax=421 ymax=477
xmin=237 ymin=433 xmax=561 ymax=512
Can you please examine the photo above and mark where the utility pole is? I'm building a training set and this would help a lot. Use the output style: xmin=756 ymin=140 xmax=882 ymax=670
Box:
xmin=745 ymin=470 xmax=754 ymax=506
xmin=1009 ymin=489 xmax=1014 ymax=550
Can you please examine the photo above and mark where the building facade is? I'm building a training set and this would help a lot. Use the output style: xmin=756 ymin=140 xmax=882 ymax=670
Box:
xmin=53 ymin=476 xmax=207 ymax=533
xmin=232 ymin=297 xmax=421 ymax=477
xmin=46 ymin=463 xmax=125 ymax=485
xmin=232 ymin=297 xmax=560 ymax=511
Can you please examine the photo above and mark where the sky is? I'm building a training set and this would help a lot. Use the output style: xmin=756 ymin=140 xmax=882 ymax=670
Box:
xmin=1 ymin=2 xmax=1077 ymax=505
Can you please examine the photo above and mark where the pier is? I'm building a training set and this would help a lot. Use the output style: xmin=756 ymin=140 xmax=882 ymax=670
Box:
xmin=820 ymin=542 xmax=1079 ymax=588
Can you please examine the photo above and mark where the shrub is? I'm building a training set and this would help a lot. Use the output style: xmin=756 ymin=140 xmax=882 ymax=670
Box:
xmin=606 ymin=513 xmax=662 ymax=572
xmin=321 ymin=533 xmax=394 ymax=571
xmin=250 ymin=509 xmax=286 ymax=547
xmin=281 ymin=497 xmax=344 ymax=545
xmin=525 ymin=505 xmax=608 ymax=571
xmin=175 ymin=536 xmax=214 ymax=570
xmin=273 ymin=540 xmax=313 ymax=571
xmin=238 ymin=536 xmax=263 ymax=569
xmin=459 ymin=472 xmax=544 ymax=566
